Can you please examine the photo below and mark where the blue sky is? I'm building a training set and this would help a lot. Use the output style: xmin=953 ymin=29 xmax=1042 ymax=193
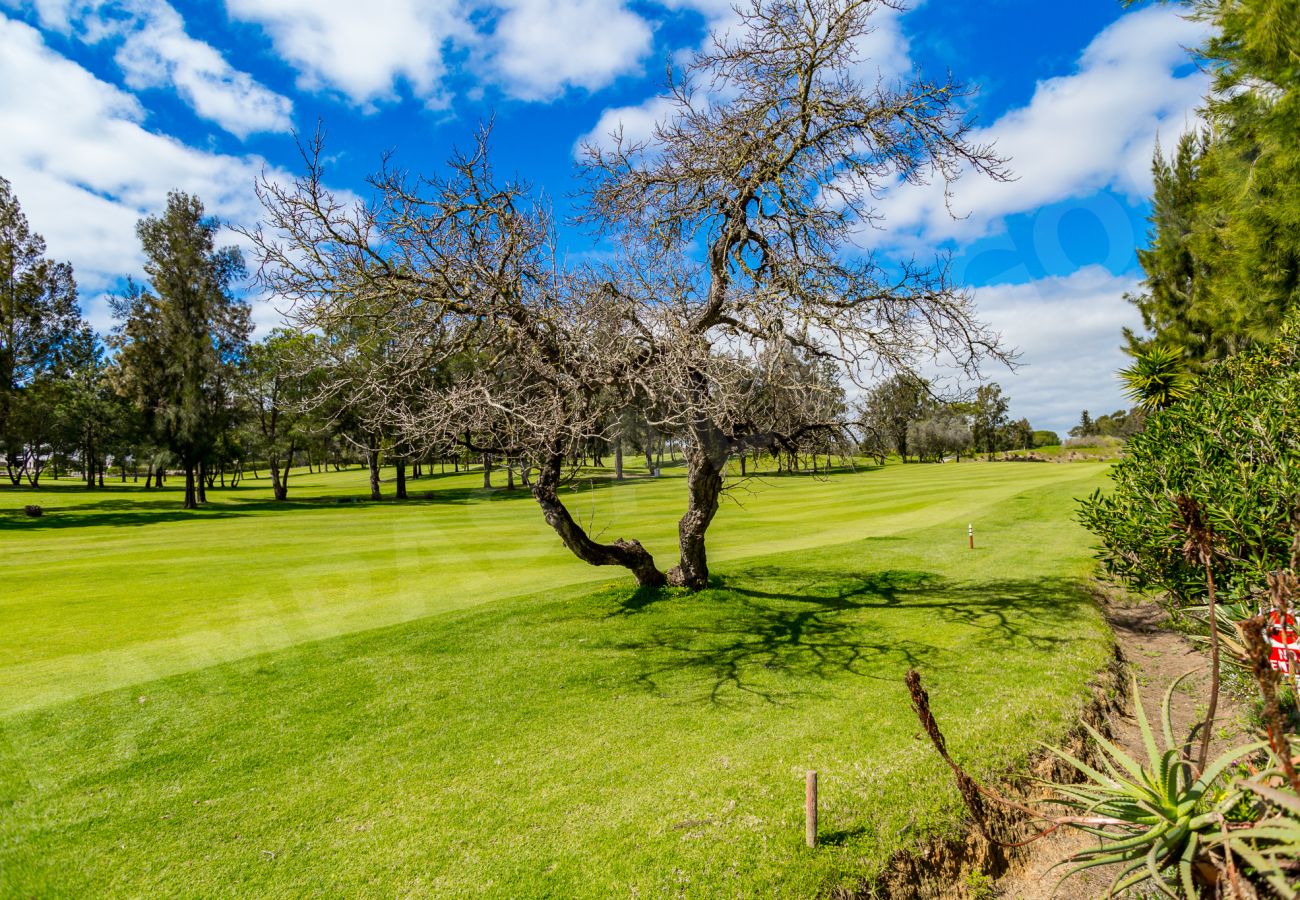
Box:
xmin=0 ymin=0 xmax=1209 ymax=433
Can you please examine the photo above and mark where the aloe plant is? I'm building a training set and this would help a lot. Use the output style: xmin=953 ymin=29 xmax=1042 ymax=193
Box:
xmin=1047 ymin=675 xmax=1267 ymax=897
xmin=1213 ymin=778 xmax=1300 ymax=898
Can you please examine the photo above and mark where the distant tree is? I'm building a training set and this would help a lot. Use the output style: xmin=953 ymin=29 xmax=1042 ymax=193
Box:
xmin=5 ymin=374 xmax=60 ymax=485
xmin=1069 ymin=410 xmax=1094 ymax=438
xmin=111 ymin=192 xmax=250 ymax=509
xmin=859 ymin=374 xmax=929 ymax=463
xmin=970 ymin=383 xmax=1010 ymax=458
xmin=59 ymin=335 xmax=119 ymax=488
xmin=1091 ymin=408 xmax=1147 ymax=440
xmin=1001 ymin=417 xmax=1033 ymax=451
xmin=0 ymin=176 xmax=85 ymax=479
xmin=907 ymin=411 xmax=972 ymax=462
xmin=1031 ymin=429 xmax=1061 ymax=448
xmin=237 ymin=330 xmax=317 ymax=501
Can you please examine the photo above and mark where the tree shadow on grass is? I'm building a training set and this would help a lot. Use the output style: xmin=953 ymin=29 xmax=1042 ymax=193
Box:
xmin=603 ymin=567 xmax=1097 ymax=707
xmin=0 ymin=481 xmax=545 ymax=529
xmin=0 ymin=495 xmax=384 ymax=531
xmin=0 ymin=468 xmax=666 ymax=529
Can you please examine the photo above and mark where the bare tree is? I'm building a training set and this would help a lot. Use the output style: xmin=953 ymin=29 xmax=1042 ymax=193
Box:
xmin=580 ymin=0 xmax=1009 ymax=587
xmin=249 ymin=0 xmax=1008 ymax=592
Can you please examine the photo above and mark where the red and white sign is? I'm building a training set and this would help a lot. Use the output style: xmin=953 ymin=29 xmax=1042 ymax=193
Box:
xmin=1267 ymin=609 xmax=1300 ymax=675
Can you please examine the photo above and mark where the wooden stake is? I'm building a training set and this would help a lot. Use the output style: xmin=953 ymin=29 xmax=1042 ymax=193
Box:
xmin=968 ymin=523 xmax=974 ymax=550
xmin=805 ymin=770 xmax=818 ymax=848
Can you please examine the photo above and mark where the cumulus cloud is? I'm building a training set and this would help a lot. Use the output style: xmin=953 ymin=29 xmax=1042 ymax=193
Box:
xmin=223 ymin=0 xmax=655 ymax=107
xmin=222 ymin=0 xmax=466 ymax=108
xmin=970 ymin=266 xmax=1142 ymax=434
xmin=876 ymin=5 xmax=1209 ymax=246
xmin=483 ymin=0 xmax=654 ymax=101
xmin=114 ymin=2 xmax=293 ymax=137
xmin=576 ymin=95 xmax=677 ymax=156
xmin=3 ymin=0 xmax=293 ymax=137
xmin=0 ymin=15 xmax=281 ymax=298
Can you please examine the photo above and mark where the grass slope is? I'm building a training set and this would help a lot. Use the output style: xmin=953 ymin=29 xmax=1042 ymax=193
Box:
xmin=1 ymin=462 xmax=1112 ymax=897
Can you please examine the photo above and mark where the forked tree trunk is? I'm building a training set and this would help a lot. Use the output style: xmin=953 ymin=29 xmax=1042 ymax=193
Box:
xmin=531 ymin=449 xmax=665 ymax=587
xmin=269 ymin=452 xmax=289 ymax=501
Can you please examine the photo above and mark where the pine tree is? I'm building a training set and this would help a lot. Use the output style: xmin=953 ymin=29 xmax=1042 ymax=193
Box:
xmin=112 ymin=192 xmax=250 ymax=509
xmin=1125 ymin=0 xmax=1300 ymax=362
xmin=0 ymin=177 xmax=84 ymax=445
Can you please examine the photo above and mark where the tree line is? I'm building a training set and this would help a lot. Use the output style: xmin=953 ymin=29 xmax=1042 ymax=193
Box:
xmin=855 ymin=374 xmax=1048 ymax=463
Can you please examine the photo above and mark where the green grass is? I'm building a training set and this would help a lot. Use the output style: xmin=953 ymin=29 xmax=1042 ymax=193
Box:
xmin=0 ymin=460 xmax=1114 ymax=896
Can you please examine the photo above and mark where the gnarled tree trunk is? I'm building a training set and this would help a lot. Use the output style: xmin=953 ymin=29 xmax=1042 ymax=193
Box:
xmin=531 ymin=448 xmax=665 ymax=588
xmin=668 ymin=418 xmax=729 ymax=590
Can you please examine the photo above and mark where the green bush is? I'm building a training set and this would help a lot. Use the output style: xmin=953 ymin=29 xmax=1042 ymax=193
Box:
xmin=1079 ymin=314 xmax=1300 ymax=606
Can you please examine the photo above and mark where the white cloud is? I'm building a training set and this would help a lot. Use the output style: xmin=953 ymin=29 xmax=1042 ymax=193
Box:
xmin=222 ymin=0 xmax=466 ymax=108
xmin=0 ymin=15 xmax=282 ymax=307
xmin=485 ymin=0 xmax=653 ymax=101
xmin=223 ymin=0 xmax=654 ymax=107
xmin=971 ymin=266 xmax=1142 ymax=434
xmin=876 ymin=5 xmax=1209 ymax=246
xmin=3 ymin=0 xmax=293 ymax=137
xmin=576 ymin=95 xmax=678 ymax=155
xmin=114 ymin=2 xmax=293 ymax=137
